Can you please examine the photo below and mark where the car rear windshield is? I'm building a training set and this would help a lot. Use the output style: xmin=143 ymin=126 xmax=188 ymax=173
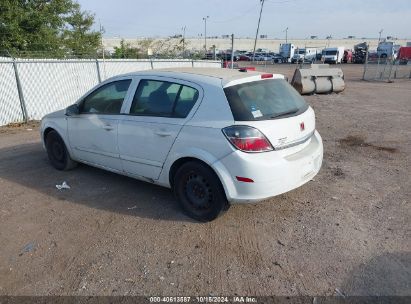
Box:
xmin=325 ymin=50 xmax=337 ymax=55
xmin=223 ymin=79 xmax=308 ymax=121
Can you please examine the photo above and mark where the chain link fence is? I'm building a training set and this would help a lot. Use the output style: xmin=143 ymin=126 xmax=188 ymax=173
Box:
xmin=362 ymin=57 xmax=411 ymax=82
xmin=0 ymin=57 xmax=221 ymax=126
xmin=0 ymin=59 xmax=24 ymax=126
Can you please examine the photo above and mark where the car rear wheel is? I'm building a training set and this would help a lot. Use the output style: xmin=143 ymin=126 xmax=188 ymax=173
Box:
xmin=46 ymin=130 xmax=77 ymax=171
xmin=173 ymin=161 xmax=228 ymax=222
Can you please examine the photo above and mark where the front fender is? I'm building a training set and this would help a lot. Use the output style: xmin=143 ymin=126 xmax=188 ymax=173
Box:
xmin=41 ymin=117 xmax=72 ymax=156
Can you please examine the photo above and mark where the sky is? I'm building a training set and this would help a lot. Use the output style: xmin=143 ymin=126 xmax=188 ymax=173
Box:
xmin=77 ymin=0 xmax=411 ymax=39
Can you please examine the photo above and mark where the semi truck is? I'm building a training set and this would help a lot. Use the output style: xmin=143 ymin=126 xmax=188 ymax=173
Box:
xmin=279 ymin=43 xmax=295 ymax=63
xmin=353 ymin=42 xmax=368 ymax=64
xmin=377 ymin=41 xmax=400 ymax=59
xmin=322 ymin=47 xmax=345 ymax=64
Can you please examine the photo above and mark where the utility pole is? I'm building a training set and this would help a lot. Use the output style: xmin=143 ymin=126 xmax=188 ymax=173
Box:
xmin=203 ymin=16 xmax=209 ymax=56
xmin=99 ymin=19 xmax=106 ymax=80
xmin=182 ymin=26 xmax=186 ymax=58
xmin=252 ymin=0 xmax=265 ymax=62
xmin=284 ymin=27 xmax=288 ymax=43
xmin=326 ymin=35 xmax=332 ymax=47
xmin=230 ymin=34 xmax=234 ymax=69
xmin=99 ymin=20 xmax=105 ymax=60
xmin=378 ymin=29 xmax=383 ymax=42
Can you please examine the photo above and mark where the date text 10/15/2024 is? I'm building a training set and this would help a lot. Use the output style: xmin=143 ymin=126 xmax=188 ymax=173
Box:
xmin=149 ymin=296 xmax=257 ymax=303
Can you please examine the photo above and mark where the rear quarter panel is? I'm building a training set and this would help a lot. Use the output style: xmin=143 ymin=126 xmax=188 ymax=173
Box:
xmin=157 ymin=82 xmax=235 ymax=187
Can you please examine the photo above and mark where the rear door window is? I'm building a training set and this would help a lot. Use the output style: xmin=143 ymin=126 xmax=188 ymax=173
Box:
xmin=224 ymin=79 xmax=308 ymax=121
xmin=130 ymin=79 xmax=199 ymax=118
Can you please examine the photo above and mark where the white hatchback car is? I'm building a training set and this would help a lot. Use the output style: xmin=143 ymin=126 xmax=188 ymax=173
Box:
xmin=41 ymin=68 xmax=323 ymax=221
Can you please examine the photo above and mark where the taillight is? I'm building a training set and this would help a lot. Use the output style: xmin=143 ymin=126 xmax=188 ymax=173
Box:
xmin=222 ymin=126 xmax=273 ymax=152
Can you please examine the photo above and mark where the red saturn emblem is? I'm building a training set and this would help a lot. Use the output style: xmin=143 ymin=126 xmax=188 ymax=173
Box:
xmin=300 ymin=122 xmax=305 ymax=131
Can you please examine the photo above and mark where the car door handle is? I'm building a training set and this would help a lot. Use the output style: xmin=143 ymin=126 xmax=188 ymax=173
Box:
xmin=103 ymin=124 xmax=114 ymax=131
xmin=155 ymin=131 xmax=172 ymax=137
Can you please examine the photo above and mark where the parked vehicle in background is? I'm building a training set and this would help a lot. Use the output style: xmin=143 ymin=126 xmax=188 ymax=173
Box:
xmin=343 ymin=50 xmax=353 ymax=63
xmin=368 ymin=52 xmax=379 ymax=62
xmin=353 ymin=42 xmax=368 ymax=63
xmin=222 ymin=61 xmax=240 ymax=69
xmin=322 ymin=47 xmax=345 ymax=64
xmin=316 ymin=50 xmax=323 ymax=61
xmin=397 ymin=46 xmax=411 ymax=64
xmin=253 ymin=53 xmax=273 ymax=61
xmin=291 ymin=48 xmax=317 ymax=63
xmin=377 ymin=41 xmax=400 ymax=59
xmin=220 ymin=52 xmax=240 ymax=61
xmin=291 ymin=48 xmax=305 ymax=63
xmin=238 ymin=54 xmax=251 ymax=61
xmin=271 ymin=53 xmax=284 ymax=63
xmin=262 ymin=53 xmax=275 ymax=61
xmin=279 ymin=43 xmax=295 ymax=63
xmin=41 ymin=68 xmax=323 ymax=221
xmin=256 ymin=48 xmax=270 ymax=53
xmin=251 ymin=53 xmax=264 ymax=61
xmin=205 ymin=52 xmax=217 ymax=60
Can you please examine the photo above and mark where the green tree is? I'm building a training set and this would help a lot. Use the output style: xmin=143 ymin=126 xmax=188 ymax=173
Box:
xmin=0 ymin=0 xmax=101 ymax=58
xmin=112 ymin=39 xmax=139 ymax=59
xmin=62 ymin=2 xmax=101 ymax=57
xmin=112 ymin=38 xmax=155 ymax=59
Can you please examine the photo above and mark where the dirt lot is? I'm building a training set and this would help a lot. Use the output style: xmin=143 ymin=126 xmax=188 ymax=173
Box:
xmin=0 ymin=64 xmax=410 ymax=297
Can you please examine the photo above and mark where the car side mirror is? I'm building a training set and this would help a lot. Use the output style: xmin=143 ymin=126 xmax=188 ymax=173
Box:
xmin=65 ymin=104 xmax=79 ymax=116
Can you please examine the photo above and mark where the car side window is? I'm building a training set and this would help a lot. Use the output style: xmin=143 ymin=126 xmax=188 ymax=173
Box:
xmin=80 ymin=79 xmax=132 ymax=114
xmin=130 ymin=79 xmax=199 ymax=118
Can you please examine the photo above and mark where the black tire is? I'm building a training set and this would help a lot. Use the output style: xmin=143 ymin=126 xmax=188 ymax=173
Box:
xmin=173 ymin=161 xmax=228 ymax=222
xmin=46 ymin=130 xmax=77 ymax=171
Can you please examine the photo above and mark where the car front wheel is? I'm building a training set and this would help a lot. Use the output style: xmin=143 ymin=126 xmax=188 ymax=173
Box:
xmin=174 ymin=161 xmax=228 ymax=222
xmin=46 ymin=130 xmax=77 ymax=171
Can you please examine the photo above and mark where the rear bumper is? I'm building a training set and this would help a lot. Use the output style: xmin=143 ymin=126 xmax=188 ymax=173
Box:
xmin=213 ymin=131 xmax=323 ymax=203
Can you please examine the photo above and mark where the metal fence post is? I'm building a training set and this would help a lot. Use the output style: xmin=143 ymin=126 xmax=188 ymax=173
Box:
xmin=96 ymin=59 xmax=102 ymax=83
xmin=150 ymin=59 xmax=154 ymax=69
xmin=362 ymin=45 xmax=369 ymax=80
xmin=12 ymin=59 xmax=28 ymax=123
xmin=387 ymin=59 xmax=394 ymax=82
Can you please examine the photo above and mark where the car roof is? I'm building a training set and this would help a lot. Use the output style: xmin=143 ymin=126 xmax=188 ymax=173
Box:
xmin=117 ymin=67 xmax=283 ymax=87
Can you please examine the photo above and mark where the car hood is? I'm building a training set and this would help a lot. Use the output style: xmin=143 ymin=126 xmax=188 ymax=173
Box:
xmin=42 ymin=109 xmax=66 ymax=120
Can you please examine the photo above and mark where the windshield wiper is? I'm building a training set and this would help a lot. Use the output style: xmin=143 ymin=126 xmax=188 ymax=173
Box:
xmin=270 ymin=108 xmax=299 ymax=119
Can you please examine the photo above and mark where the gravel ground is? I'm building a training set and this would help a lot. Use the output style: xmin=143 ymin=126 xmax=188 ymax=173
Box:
xmin=0 ymin=64 xmax=410 ymax=296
